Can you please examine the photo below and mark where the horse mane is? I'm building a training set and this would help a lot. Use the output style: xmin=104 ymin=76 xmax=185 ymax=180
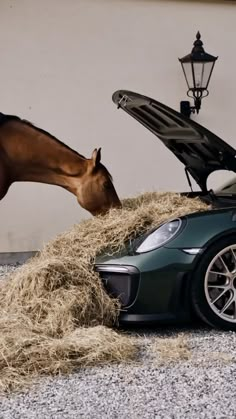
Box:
xmin=0 ymin=112 xmax=86 ymax=160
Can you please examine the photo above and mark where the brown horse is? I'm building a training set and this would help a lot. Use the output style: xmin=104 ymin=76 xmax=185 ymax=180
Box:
xmin=0 ymin=113 xmax=121 ymax=215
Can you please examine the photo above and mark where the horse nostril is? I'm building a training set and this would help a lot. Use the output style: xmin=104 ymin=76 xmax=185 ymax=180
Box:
xmin=116 ymin=197 xmax=122 ymax=207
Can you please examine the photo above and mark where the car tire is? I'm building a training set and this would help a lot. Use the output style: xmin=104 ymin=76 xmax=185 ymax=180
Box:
xmin=191 ymin=235 xmax=236 ymax=331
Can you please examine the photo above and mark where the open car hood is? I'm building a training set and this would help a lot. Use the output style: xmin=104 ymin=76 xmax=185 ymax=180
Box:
xmin=112 ymin=90 xmax=236 ymax=193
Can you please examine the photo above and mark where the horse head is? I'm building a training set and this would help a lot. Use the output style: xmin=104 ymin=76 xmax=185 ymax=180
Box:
xmin=77 ymin=148 xmax=121 ymax=215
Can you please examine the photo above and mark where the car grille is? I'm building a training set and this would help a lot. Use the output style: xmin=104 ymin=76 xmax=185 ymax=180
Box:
xmin=95 ymin=266 xmax=140 ymax=307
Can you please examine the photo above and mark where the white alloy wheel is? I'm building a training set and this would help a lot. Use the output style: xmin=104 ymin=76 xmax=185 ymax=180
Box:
xmin=204 ymin=244 xmax=236 ymax=323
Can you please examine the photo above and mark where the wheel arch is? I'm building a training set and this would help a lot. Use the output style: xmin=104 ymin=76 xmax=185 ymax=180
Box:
xmin=189 ymin=228 xmax=236 ymax=274
xmin=201 ymin=228 xmax=236 ymax=255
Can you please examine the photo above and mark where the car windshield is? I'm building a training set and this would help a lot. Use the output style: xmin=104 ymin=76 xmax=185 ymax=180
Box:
xmin=214 ymin=176 xmax=236 ymax=194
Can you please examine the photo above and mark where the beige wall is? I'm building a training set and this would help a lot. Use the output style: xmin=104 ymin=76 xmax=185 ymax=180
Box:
xmin=0 ymin=0 xmax=236 ymax=252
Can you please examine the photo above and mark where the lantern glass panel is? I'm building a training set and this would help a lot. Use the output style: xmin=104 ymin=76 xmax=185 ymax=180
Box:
xmin=181 ymin=62 xmax=193 ymax=89
xmin=193 ymin=61 xmax=215 ymax=89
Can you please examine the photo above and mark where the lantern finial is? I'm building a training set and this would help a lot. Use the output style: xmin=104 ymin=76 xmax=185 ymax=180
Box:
xmin=192 ymin=32 xmax=204 ymax=54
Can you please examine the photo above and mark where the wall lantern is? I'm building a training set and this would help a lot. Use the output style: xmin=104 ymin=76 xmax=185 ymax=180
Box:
xmin=179 ymin=31 xmax=218 ymax=118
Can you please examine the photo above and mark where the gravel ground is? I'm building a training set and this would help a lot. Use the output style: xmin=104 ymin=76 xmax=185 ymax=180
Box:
xmin=0 ymin=265 xmax=236 ymax=419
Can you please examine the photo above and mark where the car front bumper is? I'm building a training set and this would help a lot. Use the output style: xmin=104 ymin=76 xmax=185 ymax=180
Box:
xmin=95 ymin=247 xmax=200 ymax=324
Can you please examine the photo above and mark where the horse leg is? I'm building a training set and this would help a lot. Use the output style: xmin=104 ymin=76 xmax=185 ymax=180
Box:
xmin=0 ymin=160 xmax=10 ymax=200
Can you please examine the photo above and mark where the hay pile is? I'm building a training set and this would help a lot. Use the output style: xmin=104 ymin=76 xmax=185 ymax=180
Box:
xmin=0 ymin=192 xmax=210 ymax=392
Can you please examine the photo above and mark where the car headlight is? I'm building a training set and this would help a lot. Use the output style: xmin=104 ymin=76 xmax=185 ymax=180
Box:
xmin=136 ymin=219 xmax=182 ymax=253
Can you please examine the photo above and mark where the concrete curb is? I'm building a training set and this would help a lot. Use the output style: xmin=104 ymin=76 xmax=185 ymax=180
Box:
xmin=0 ymin=251 xmax=38 ymax=265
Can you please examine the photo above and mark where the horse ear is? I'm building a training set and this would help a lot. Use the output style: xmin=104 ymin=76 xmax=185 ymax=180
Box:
xmin=91 ymin=148 xmax=101 ymax=167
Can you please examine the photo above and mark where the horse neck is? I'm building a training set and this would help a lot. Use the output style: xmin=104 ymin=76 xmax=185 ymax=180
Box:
xmin=2 ymin=119 xmax=88 ymax=194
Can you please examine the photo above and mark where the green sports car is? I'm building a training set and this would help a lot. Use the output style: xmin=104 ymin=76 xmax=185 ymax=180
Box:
xmin=95 ymin=90 xmax=236 ymax=331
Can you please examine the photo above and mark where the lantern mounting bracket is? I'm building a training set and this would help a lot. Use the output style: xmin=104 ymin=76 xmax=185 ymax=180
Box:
xmin=180 ymin=88 xmax=209 ymax=118
xmin=180 ymin=101 xmax=196 ymax=118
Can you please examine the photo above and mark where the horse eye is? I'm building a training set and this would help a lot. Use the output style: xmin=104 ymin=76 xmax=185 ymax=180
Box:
xmin=103 ymin=181 xmax=111 ymax=190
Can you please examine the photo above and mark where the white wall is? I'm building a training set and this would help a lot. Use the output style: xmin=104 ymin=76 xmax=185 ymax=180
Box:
xmin=0 ymin=0 xmax=236 ymax=252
